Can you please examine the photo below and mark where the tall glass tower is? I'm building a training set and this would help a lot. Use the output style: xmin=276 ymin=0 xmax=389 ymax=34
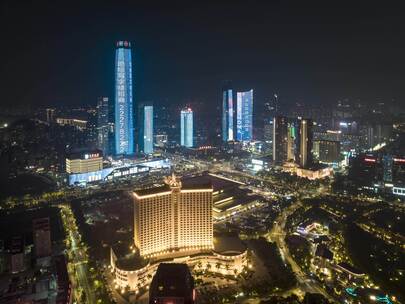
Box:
xmin=139 ymin=104 xmax=154 ymax=154
xmin=222 ymin=88 xmax=234 ymax=141
xmin=114 ymin=40 xmax=134 ymax=155
xmin=273 ymin=116 xmax=288 ymax=165
xmin=236 ymin=89 xmax=253 ymax=141
xmin=180 ymin=108 xmax=193 ymax=147
xmin=298 ymin=118 xmax=313 ymax=168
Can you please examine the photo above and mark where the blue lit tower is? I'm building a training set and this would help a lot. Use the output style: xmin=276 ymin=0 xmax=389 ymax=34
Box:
xmin=222 ymin=87 xmax=234 ymax=141
xmin=180 ymin=108 xmax=193 ymax=147
xmin=236 ymin=89 xmax=253 ymax=141
xmin=114 ymin=41 xmax=134 ymax=155
xmin=138 ymin=103 xmax=154 ymax=154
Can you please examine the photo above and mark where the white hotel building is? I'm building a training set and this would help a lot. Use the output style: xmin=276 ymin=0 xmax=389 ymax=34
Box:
xmin=110 ymin=174 xmax=248 ymax=291
xmin=133 ymin=174 xmax=213 ymax=258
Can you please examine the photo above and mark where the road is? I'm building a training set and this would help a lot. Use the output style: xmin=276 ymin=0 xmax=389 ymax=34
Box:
xmin=61 ymin=205 xmax=96 ymax=304
xmin=266 ymin=200 xmax=336 ymax=302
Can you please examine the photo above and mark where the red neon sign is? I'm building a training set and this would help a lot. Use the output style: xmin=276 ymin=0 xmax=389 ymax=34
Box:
xmin=394 ymin=158 xmax=405 ymax=163
xmin=364 ymin=158 xmax=376 ymax=163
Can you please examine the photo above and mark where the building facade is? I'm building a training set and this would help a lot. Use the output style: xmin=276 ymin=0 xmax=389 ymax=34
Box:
xmin=56 ymin=118 xmax=87 ymax=130
xmin=46 ymin=108 xmax=55 ymax=123
xmin=114 ymin=40 xmax=134 ymax=155
xmin=287 ymin=120 xmax=298 ymax=162
xmin=33 ymin=218 xmax=52 ymax=258
xmin=180 ymin=108 xmax=193 ymax=147
xmin=97 ymin=97 xmax=110 ymax=154
xmin=139 ymin=104 xmax=154 ymax=154
xmin=273 ymin=116 xmax=289 ymax=165
xmin=133 ymin=174 xmax=213 ymax=258
xmin=222 ymin=88 xmax=234 ymax=142
xmin=298 ymin=118 xmax=313 ymax=168
xmin=111 ymin=244 xmax=247 ymax=291
xmin=149 ymin=263 xmax=195 ymax=304
xmin=236 ymin=89 xmax=253 ymax=141
xmin=65 ymin=149 xmax=103 ymax=174
xmin=318 ymin=140 xmax=340 ymax=163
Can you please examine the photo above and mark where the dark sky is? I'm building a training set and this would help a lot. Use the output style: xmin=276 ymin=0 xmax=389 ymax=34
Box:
xmin=1 ymin=0 xmax=405 ymax=109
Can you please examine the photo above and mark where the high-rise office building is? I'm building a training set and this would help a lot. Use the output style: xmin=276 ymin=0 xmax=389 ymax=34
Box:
xmin=287 ymin=121 xmax=298 ymax=162
xmin=10 ymin=237 xmax=25 ymax=274
xmin=87 ymin=111 xmax=98 ymax=148
xmin=114 ymin=40 xmax=134 ymax=155
xmin=97 ymin=97 xmax=110 ymax=154
xmin=149 ymin=263 xmax=195 ymax=304
xmin=298 ymin=118 xmax=313 ymax=168
xmin=138 ymin=104 xmax=154 ymax=154
xmin=264 ymin=94 xmax=279 ymax=118
xmin=222 ymin=88 xmax=234 ymax=141
xmin=318 ymin=140 xmax=340 ymax=163
xmin=236 ymin=89 xmax=253 ymax=141
xmin=46 ymin=108 xmax=55 ymax=123
xmin=273 ymin=116 xmax=289 ymax=165
xmin=133 ymin=174 xmax=213 ymax=257
xmin=180 ymin=108 xmax=193 ymax=148
xmin=263 ymin=94 xmax=279 ymax=145
xmin=263 ymin=119 xmax=273 ymax=143
xmin=33 ymin=218 xmax=52 ymax=258
xmin=382 ymin=154 xmax=393 ymax=183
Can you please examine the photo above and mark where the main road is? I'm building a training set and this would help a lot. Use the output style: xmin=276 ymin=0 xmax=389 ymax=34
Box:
xmin=61 ymin=205 xmax=96 ymax=304
xmin=266 ymin=200 xmax=336 ymax=302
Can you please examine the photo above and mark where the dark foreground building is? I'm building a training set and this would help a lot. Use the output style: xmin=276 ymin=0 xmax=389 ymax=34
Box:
xmin=149 ymin=263 xmax=195 ymax=304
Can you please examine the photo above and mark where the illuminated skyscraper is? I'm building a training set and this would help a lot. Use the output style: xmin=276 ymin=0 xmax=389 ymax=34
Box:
xmin=273 ymin=116 xmax=289 ymax=165
xmin=318 ymin=140 xmax=340 ymax=163
xmin=46 ymin=108 xmax=55 ymax=123
xmin=236 ymin=89 xmax=253 ymax=141
xmin=180 ymin=108 xmax=193 ymax=147
xmin=298 ymin=118 xmax=313 ymax=168
xmin=222 ymin=88 xmax=234 ymax=141
xmin=97 ymin=97 xmax=109 ymax=154
xmin=138 ymin=104 xmax=154 ymax=154
xmin=287 ymin=121 xmax=298 ymax=162
xmin=114 ymin=41 xmax=134 ymax=155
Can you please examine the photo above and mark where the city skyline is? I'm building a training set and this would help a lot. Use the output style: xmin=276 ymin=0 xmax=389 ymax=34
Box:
xmin=2 ymin=1 xmax=405 ymax=110
xmin=0 ymin=2 xmax=404 ymax=304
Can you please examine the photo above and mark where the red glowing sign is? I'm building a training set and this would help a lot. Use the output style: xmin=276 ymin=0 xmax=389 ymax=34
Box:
xmin=364 ymin=158 xmax=376 ymax=163
xmin=394 ymin=158 xmax=405 ymax=163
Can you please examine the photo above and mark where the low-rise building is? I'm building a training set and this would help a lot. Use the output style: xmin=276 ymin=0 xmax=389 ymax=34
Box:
xmin=66 ymin=149 xmax=103 ymax=174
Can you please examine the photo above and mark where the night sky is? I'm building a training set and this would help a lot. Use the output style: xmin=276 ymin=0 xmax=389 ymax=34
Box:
xmin=1 ymin=0 xmax=405 ymax=109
